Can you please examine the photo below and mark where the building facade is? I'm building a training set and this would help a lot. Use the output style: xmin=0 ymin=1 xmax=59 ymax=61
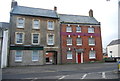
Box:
xmin=0 ymin=22 xmax=9 ymax=68
xmin=9 ymin=1 xmax=60 ymax=66
xmin=9 ymin=1 xmax=103 ymax=66
xmin=107 ymin=39 xmax=120 ymax=58
xmin=60 ymin=10 xmax=103 ymax=64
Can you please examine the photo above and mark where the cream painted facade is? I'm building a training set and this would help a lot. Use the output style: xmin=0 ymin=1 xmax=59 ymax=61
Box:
xmin=107 ymin=44 xmax=120 ymax=58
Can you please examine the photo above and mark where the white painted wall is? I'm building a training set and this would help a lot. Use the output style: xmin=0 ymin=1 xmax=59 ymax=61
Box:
xmin=1 ymin=30 xmax=8 ymax=68
xmin=107 ymin=44 xmax=120 ymax=57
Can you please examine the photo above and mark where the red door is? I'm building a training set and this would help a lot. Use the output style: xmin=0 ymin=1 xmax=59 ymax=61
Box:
xmin=78 ymin=53 xmax=81 ymax=63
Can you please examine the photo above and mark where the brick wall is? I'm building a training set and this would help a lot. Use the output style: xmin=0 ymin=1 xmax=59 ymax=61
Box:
xmin=61 ymin=24 xmax=103 ymax=63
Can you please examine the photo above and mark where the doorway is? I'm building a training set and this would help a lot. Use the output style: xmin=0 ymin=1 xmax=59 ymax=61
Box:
xmin=78 ymin=53 xmax=81 ymax=63
xmin=76 ymin=52 xmax=83 ymax=63
xmin=45 ymin=51 xmax=57 ymax=65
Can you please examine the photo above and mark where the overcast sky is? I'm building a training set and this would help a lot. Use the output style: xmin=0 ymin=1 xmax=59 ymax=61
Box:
xmin=0 ymin=0 xmax=118 ymax=48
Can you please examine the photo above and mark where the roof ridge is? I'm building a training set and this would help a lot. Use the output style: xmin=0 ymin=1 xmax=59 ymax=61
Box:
xmin=18 ymin=5 xmax=54 ymax=11
xmin=59 ymin=14 xmax=89 ymax=17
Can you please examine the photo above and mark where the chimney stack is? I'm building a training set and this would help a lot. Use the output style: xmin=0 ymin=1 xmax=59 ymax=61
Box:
xmin=89 ymin=9 xmax=93 ymax=17
xmin=54 ymin=6 xmax=57 ymax=11
xmin=11 ymin=0 xmax=18 ymax=9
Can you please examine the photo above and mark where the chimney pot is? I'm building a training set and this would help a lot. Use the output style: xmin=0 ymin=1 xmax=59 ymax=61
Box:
xmin=54 ymin=6 xmax=57 ymax=11
xmin=11 ymin=0 xmax=18 ymax=8
xmin=89 ymin=9 xmax=93 ymax=17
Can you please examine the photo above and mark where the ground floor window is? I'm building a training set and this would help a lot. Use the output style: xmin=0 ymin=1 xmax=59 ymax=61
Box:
xmin=89 ymin=50 xmax=96 ymax=59
xmin=15 ymin=50 xmax=23 ymax=62
xmin=67 ymin=51 xmax=72 ymax=59
xmin=32 ymin=50 xmax=39 ymax=61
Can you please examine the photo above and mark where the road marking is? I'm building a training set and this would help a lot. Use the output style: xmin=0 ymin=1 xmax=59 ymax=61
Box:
xmin=58 ymin=75 xmax=69 ymax=80
xmin=81 ymin=74 xmax=87 ymax=79
xmin=102 ymin=72 xmax=106 ymax=79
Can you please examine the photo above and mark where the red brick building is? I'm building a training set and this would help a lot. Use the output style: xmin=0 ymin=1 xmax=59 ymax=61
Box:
xmin=59 ymin=10 xmax=103 ymax=64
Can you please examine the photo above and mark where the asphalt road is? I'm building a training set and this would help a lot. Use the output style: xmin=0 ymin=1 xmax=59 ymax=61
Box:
xmin=2 ymin=62 xmax=120 ymax=79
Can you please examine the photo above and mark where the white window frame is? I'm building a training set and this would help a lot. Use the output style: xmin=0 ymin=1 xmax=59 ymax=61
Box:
xmin=32 ymin=33 xmax=40 ymax=45
xmin=66 ymin=26 xmax=72 ymax=32
xmin=76 ymin=37 xmax=82 ymax=45
xmin=32 ymin=19 xmax=40 ymax=29
xmin=47 ymin=21 xmax=54 ymax=30
xmin=76 ymin=26 xmax=81 ymax=32
xmin=89 ymin=50 xmax=96 ymax=59
xmin=89 ymin=38 xmax=95 ymax=46
xmin=15 ymin=32 xmax=24 ymax=44
xmin=47 ymin=34 xmax=55 ymax=45
xmin=15 ymin=50 xmax=23 ymax=62
xmin=17 ymin=17 xmax=25 ymax=28
xmin=67 ymin=51 xmax=72 ymax=59
xmin=67 ymin=37 xmax=72 ymax=45
xmin=32 ymin=50 xmax=39 ymax=61
xmin=88 ymin=27 xmax=94 ymax=33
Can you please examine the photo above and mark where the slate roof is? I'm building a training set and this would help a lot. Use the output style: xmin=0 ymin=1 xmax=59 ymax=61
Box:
xmin=11 ymin=6 xmax=59 ymax=18
xmin=108 ymin=39 xmax=120 ymax=46
xmin=0 ymin=22 xmax=9 ymax=29
xmin=59 ymin=14 xmax=100 ymax=25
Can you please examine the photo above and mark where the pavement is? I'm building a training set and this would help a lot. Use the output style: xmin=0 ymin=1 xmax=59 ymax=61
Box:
xmin=2 ymin=62 xmax=120 ymax=79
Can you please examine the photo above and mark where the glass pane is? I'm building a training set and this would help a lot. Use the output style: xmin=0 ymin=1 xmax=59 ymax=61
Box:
xmin=66 ymin=27 xmax=72 ymax=32
xmin=48 ymin=35 xmax=54 ymax=45
xmin=67 ymin=38 xmax=72 ymax=44
xmin=48 ymin=21 xmax=53 ymax=30
xmin=33 ymin=34 xmax=39 ymax=43
xmin=16 ymin=33 xmax=23 ymax=43
xmin=76 ymin=27 xmax=81 ymax=32
xmin=32 ymin=50 xmax=39 ymax=61
xmin=88 ymin=28 xmax=94 ymax=33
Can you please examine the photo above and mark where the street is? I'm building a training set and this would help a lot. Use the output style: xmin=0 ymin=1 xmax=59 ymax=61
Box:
xmin=2 ymin=62 xmax=120 ymax=80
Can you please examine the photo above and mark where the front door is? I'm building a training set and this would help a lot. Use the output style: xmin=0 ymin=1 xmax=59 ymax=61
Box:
xmin=78 ymin=53 xmax=81 ymax=63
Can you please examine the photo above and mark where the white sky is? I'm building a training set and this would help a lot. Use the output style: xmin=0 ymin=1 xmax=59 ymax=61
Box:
xmin=0 ymin=0 xmax=118 ymax=48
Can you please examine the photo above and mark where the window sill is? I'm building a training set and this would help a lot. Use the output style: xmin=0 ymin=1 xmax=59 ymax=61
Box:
xmin=89 ymin=58 xmax=96 ymax=59
xmin=47 ymin=29 xmax=54 ymax=31
xmin=32 ymin=60 xmax=39 ymax=62
xmin=32 ymin=28 xmax=40 ymax=30
xmin=77 ymin=44 xmax=82 ymax=46
xmin=89 ymin=44 xmax=95 ymax=46
xmin=15 ymin=61 xmax=22 ymax=63
xmin=47 ymin=44 xmax=54 ymax=46
xmin=67 ymin=44 xmax=72 ymax=46
xmin=66 ymin=31 xmax=72 ymax=32
xmin=17 ymin=26 xmax=24 ymax=29
xmin=15 ymin=43 xmax=23 ymax=45
xmin=32 ymin=43 xmax=40 ymax=45
xmin=76 ymin=31 xmax=81 ymax=33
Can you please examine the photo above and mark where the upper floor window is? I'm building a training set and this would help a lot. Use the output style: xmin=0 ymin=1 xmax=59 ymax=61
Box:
xmin=47 ymin=34 xmax=54 ymax=45
xmin=33 ymin=20 xmax=40 ymax=29
xmin=15 ymin=32 xmax=24 ymax=44
xmin=66 ymin=26 xmax=72 ymax=32
xmin=76 ymin=38 xmax=82 ymax=45
xmin=88 ymin=27 xmax=94 ymax=33
xmin=76 ymin=26 xmax=81 ymax=32
xmin=32 ymin=50 xmax=39 ymax=61
xmin=67 ymin=37 xmax=72 ymax=45
xmin=89 ymin=50 xmax=96 ymax=59
xmin=32 ymin=33 xmax=40 ymax=45
xmin=17 ymin=18 xmax=25 ymax=28
xmin=89 ymin=38 xmax=95 ymax=46
xmin=67 ymin=51 xmax=72 ymax=59
xmin=47 ymin=21 xmax=54 ymax=30
xmin=15 ymin=50 xmax=23 ymax=62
